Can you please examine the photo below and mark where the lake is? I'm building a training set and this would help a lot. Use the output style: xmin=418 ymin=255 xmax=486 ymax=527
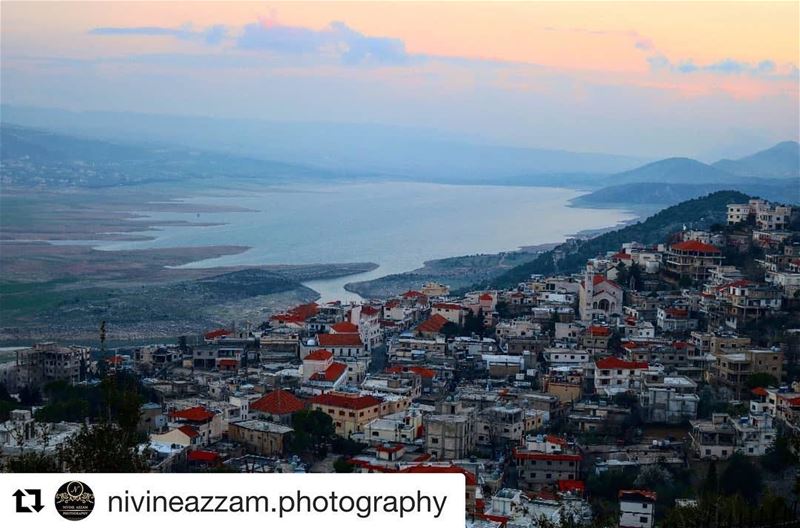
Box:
xmin=96 ymin=181 xmax=635 ymax=301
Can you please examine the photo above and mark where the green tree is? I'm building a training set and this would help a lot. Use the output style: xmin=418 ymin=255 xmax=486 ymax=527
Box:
xmin=289 ymin=410 xmax=335 ymax=457
xmin=719 ymin=453 xmax=763 ymax=504
xmin=333 ymin=457 xmax=354 ymax=473
xmin=702 ymin=460 xmax=718 ymax=497
xmin=56 ymin=422 xmax=149 ymax=472
xmin=745 ymin=372 xmax=778 ymax=390
xmin=3 ymin=451 xmax=60 ymax=472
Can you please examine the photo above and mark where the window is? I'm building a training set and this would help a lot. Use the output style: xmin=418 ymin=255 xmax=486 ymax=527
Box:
xmin=640 ymin=517 xmax=648 ymax=523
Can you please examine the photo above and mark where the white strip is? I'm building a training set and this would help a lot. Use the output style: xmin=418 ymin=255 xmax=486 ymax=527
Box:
xmin=1 ymin=473 xmax=465 ymax=527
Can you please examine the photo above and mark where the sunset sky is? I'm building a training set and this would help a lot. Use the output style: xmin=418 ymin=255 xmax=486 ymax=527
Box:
xmin=2 ymin=1 xmax=798 ymax=159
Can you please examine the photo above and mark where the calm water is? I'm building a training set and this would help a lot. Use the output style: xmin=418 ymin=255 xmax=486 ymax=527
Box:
xmin=96 ymin=181 xmax=635 ymax=301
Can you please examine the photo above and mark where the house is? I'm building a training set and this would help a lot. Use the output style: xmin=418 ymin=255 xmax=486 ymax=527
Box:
xmin=424 ymin=399 xmax=477 ymax=460
xmin=639 ymin=375 xmax=699 ymax=424
xmin=689 ymin=406 xmax=776 ymax=459
xmin=302 ymin=333 xmax=367 ymax=361
xmin=309 ymin=392 xmax=386 ymax=437
xmin=619 ymin=490 xmax=656 ymax=528
xmin=664 ymin=240 xmax=723 ymax=284
xmin=414 ymin=314 xmax=451 ymax=338
xmin=711 ymin=349 xmax=783 ymax=399
xmin=168 ymin=406 xmax=222 ymax=446
xmin=432 ymin=302 xmax=466 ymax=325
xmin=228 ymin=420 xmax=293 ymax=456
xmin=250 ymin=389 xmax=305 ymax=425
xmin=513 ymin=448 xmax=582 ymax=491
xmin=657 ymin=306 xmax=698 ymax=333
xmin=301 ymin=349 xmax=348 ymax=393
xmin=593 ymin=357 xmax=649 ymax=397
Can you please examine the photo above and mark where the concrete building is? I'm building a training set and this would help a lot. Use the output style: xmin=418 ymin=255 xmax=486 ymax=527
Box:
xmin=619 ymin=490 xmax=656 ymax=528
xmin=639 ymin=375 xmax=699 ymax=424
xmin=228 ymin=420 xmax=293 ymax=456
xmin=424 ymin=398 xmax=476 ymax=460
xmin=14 ymin=342 xmax=89 ymax=389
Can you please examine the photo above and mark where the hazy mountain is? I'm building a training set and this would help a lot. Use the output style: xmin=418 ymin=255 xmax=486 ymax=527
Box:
xmin=608 ymin=157 xmax=737 ymax=186
xmin=573 ymin=179 xmax=799 ymax=207
xmin=713 ymin=141 xmax=799 ymax=179
xmin=0 ymin=124 xmax=340 ymax=188
xmin=0 ymin=105 xmax=648 ymax=182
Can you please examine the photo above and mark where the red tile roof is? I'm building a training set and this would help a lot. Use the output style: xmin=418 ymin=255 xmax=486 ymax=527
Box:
xmin=751 ymin=387 xmax=768 ymax=397
xmin=587 ymin=325 xmax=611 ymax=337
xmin=619 ymin=489 xmax=657 ymax=502
xmin=218 ymin=358 xmax=238 ymax=367
xmin=187 ymin=450 xmax=220 ymax=463
xmin=401 ymin=290 xmax=425 ymax=299
xmin=360 ymin=306 xmax=380 ymax=317
xmin=204 ymin=328 xmax=231 ymax=340
xmin=479 ymin=293 xmax=494 ymax=301
xmin=330 ymin=321 xmax=359 ymax=333
xmin=178 ymin=425 xmax=200 ymax=438
xmin=318 ymin=333 xmax=363 ymax=347
xmin=310 ymin=362 xmax=348 ymax=383
xmin=415 ymin=314 xmax=450 ymax=334
xmin=546 ymin=434 xmax=568 ymax=446
xmin=170 ymin=406 xmax=215 ymax=423
xmin=433 ymin=302 xmax=463 ymax=311
xmin=310 ymin=392 xmax=382 ymax=410
xmin=271 ymin=302 xmax=319 ymax=322
xmin=671 ymin=240 xmax=721 ymax=253
xmin=595 ymin=357 xmax=648 ymax=370
xmin=612 ymin=251 xmax=632 ymax=260
xmin=251 ymin=389 xmax=305 ymax=415
xmin=305 ymin=349 xmax=334 ymax=361
xmin=385 ymin=365 xmax=436 ymax=379
xmin=558 ymin=480 xmax=586 ymax=493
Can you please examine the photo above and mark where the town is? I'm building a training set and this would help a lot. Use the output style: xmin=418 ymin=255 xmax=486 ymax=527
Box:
xmin=2 ymin=195 xmax=799 ymax=528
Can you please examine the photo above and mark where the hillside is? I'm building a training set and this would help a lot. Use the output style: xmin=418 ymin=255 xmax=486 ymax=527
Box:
xmin=0 ymin=124 xmax=338 ymax=188
xmin=489 ymin=190 xmax=750 ymax=288
xmin=713 ymin=141 xmax=799 ymax=179
xmin=572 ymin=179 xmax=799 ymax=207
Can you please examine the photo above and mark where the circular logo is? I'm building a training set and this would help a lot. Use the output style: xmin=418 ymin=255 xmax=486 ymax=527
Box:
xmin=54 ymin=481 xmax=95 ymax=521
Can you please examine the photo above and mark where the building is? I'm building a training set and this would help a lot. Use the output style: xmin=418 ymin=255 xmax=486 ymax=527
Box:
xmin=619 ymin=490 xmax=656 ymax=528
xmin=309 ymin=392 xmax=386 ymax=437
xmin=689 ymin=407 xmax=776 ymax=459
xmin=727 ymin=199 xmax=794 ymax=231
xmin=639 ymin=375 xmax=699 ymax=424
xmin=431 ymin=303 xmax=466 ymax=325
xmin=593 ymin=357 xmax=649 ymax=397
xmin=229 ymin=420 xmax=293 ymax=456
xmin=250 ymin=389 xmax=305 ymax=425
xmin=424 ymin=398 xmax=477 ymax=460
xmin=14 ymin=342 xmax=89 ymax=389
xmin=711 ymin=349 xmax=783 ymax=398
xmin=664 ymin=240 xmax=723 ymax=284
xmin=579 ymin=271 xmax=624 ymax=321
xmin=513 ymin=448 xmax=582 ymax=490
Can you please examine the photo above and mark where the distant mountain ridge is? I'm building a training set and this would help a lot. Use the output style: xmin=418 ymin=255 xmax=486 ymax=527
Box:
xmin=577 ymin=141 xmax=799 ymax=207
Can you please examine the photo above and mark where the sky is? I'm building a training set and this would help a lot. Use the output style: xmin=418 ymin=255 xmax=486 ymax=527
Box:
xmin=1 ymin=1 xmax=798 ymax=160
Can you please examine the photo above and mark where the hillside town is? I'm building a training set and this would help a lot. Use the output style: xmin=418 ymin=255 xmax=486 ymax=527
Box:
xmin=2 ymin=197 xmax=800 ymax=527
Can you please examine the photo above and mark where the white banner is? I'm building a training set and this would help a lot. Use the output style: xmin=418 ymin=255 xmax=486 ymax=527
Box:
xmin=0 ymin=473 xmax=465 ymax=527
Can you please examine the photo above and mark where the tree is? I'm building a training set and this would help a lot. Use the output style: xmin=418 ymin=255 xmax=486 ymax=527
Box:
xmin=719 ymin=453 xmax=763 ymax=504
xmin=702 ymin=460 xmax=718 ymax=497
xmin=18 ymin=385 xmax=41 ymax=406
xmin=761 ymin=435 xmax=798 ymax=473
xmin=289 ymin=410 xmax=334 ymax=457
xmin=333 ymin=457 xmax=354 ymax=473
xmin=745 ymin=372 xmax=778 ymax=390
xmin=4 ymin=451 xmax=60 ymax=473
xmin=57 ymin=422 xmax=149 ymax=472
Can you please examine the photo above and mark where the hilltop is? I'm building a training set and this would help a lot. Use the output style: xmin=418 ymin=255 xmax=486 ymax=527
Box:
xmin=489 ymin=190 xmax=750 ymax=288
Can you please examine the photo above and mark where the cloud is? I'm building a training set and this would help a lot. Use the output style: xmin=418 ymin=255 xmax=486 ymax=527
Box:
xmin=89 ymin=24 xmax=227 ymax=45
xmin=89 ymin=19 xmax=409 ymax=66
xmin=649 ymin=54 xmax=791 ymax=78
xmin=237 ymin=20 xmax=409 ymax=65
